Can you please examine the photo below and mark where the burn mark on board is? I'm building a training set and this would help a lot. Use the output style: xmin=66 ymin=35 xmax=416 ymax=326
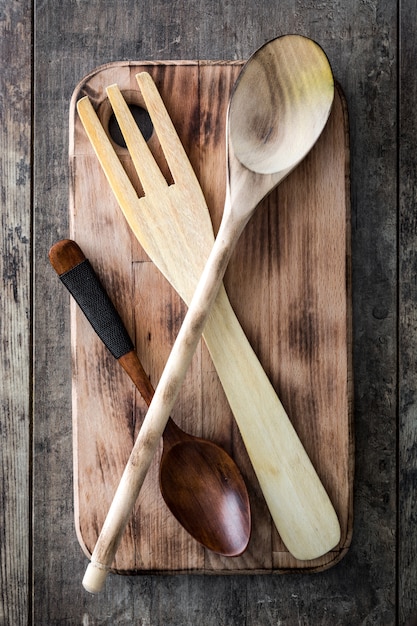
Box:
xmin=288 ymin=303 xmax=319 ymax=364
xmin=164 ymin=300 xmax=185 ymax=336
xmin=201 ymin=70 xmax=232 ymax=147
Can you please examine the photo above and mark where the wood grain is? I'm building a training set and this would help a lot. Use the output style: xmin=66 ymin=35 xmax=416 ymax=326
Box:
xmin=0 ymin=3 xmax=32 ymax=625
xmin=399 ymin=1 xmax=417 ymax=623
xmin=68 ymin=61 xmax=352 ymax=574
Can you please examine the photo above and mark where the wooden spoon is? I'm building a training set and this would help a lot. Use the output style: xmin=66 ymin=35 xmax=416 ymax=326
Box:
xmin=49 ymin=239 xmax=251 ymax=557
xmin=82 ymin=35 xmax=339 ymax=593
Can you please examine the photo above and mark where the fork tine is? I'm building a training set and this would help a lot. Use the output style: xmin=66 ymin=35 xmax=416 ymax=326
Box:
xmin=77 ymin=96 xmax=142 ymax=230
xmin=136 ymin=72 xmax=200 ymax=188
xmin=106 ymin=84 xmax=167 ymax=196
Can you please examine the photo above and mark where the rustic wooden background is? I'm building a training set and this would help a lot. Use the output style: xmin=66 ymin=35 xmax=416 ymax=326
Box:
xmin=1 ymin=1 xmax=415 ymax=624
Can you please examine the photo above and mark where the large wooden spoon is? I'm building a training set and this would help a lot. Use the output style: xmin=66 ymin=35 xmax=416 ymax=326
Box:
xmin=82 ymin=35 xmax=339 ymax=593
xmin=49 ymin=239 xmax=251 ymax=557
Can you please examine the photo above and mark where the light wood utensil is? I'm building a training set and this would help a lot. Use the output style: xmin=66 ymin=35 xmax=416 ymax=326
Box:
xmin=49 ymin=239 xmax=251 ymax=557
xmin=78 ymin=35 xmax=340 ymax=593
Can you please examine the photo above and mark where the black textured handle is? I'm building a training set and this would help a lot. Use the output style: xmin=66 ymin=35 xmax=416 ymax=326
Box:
xmin=59 ymin=259 xmax=134 ymax=359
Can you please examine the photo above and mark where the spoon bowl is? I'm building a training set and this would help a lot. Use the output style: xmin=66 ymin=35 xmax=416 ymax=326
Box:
xmin=226 ymin=34 xmax=334 ymax=217
xmin=229 ymin=35 xmax=334 ymax=175
xmin=49 ymin=239 xmax=251 ymax=558
xmin=159 ymin=422 xmax=251 ymax=556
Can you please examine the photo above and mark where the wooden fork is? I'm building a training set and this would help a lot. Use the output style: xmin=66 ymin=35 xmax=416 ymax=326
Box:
xmin=77 ymin=73 xmax=340 ymax=593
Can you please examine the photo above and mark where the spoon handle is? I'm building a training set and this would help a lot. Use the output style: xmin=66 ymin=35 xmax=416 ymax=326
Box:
xmin=48 ymin=239 xmax=154 ymax=405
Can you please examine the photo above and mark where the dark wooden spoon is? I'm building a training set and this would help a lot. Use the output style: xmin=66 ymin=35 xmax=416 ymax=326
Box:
xmin=49 ymin=239 xmax=251 ymax=558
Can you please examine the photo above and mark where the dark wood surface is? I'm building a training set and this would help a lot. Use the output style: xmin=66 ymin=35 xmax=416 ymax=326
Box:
xmin=1 ymin=1 xmax=415 ymax=624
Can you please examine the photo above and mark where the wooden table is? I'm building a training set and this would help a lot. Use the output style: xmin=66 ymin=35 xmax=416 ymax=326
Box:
xmin=1 ymin=1 xmax=415 ymax=624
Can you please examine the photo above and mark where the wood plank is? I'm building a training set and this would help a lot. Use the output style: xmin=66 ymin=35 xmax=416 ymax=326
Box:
xmin=399 ymin=0 xmax=417 ymax=623
xmin=0 ymin=3 xmax=32 ymax=625
xmin=68 ymin=61 xmax=353 ymax=574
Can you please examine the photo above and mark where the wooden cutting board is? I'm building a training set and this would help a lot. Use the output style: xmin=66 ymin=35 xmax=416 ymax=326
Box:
xmin=68 ymin=60 xmax=353 ymax=574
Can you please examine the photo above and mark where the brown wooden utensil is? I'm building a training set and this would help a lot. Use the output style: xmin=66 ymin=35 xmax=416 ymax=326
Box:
xmin=49 ymin=239 xmax=251 ymax=558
